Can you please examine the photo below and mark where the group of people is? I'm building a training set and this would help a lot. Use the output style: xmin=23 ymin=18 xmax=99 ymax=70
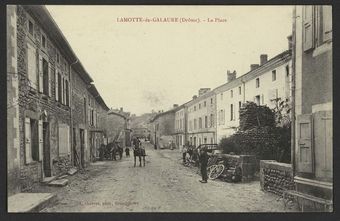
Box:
xmin=181 ymin=142 xmax=210 ymax=184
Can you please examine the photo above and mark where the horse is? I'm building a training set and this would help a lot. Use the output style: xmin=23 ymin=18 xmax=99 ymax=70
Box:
xmin=132 ymin=137 xmax=146 ymax=167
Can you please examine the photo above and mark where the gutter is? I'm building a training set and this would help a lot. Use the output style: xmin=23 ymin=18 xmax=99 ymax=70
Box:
xmin=69 ymin=59 xmax=78 ymax=166
xmin=291 ymin=6 xmax=297 ymax=178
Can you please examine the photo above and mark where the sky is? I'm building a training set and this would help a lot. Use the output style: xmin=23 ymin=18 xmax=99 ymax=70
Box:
xmin=46 ymin=6 xmax=293 ymax=116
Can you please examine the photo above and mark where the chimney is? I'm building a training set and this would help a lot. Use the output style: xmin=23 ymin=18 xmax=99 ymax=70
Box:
xmin=173 ymin=104 xmax=179 ymax=108
xmin=260 ymin=54 xmax=268 ymax=65
xmin=250 ymin=64 xmax=259 ymax=71
xmin=227 ymin=70 xmax=236 ymax=82
xmin=193 ymin=95 xmax=198 ymax=100
xmin=287 ymin=35 xmax=293 ymax=50
xmin=198 ymin=88 xmax=211 ymax=96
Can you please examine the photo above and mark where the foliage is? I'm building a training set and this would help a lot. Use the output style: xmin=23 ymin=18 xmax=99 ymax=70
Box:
xmin=219 ymin=101 xmax=291 ymax=163
xmin=239 ymin=102 xmax=276 ymax=131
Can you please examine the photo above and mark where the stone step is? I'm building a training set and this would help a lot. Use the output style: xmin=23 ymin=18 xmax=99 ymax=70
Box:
xmin=8 ymin=193 xmax=57 ymax=212
xmin=47 ymin=179 xmax=68 ymax=187
xmin=41 ymin=176 xmax=57 ymax=184
xmin=57 ymin=174 xmax=68 ymax=180
xmin=67 ymin=168 xmax=78 ymax=175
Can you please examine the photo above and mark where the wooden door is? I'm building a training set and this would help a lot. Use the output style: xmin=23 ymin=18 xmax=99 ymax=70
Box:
xmin=297 ymin=114 xmax=313 ymax=173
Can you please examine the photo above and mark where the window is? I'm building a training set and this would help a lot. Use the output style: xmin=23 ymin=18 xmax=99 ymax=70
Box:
xmin=25 ymin=118 xmax=41 ymax=164
xmin=42 ymin=58 xmax=49 ymax=95
xmin=28 ymin=19 xmax=34 ymax=37
xmin=58 ymin=124 xmax=70 ymax=156
xmin=84 ymin=98 xmax=87 ymax=124
xmin=91 ymin=109 xmax=94 ymax=126
xmin=65 ymin=80 xmax=69 ymax=106
xmin=204 ymin=137 xmax=207 ymax=144
xmin=231 ymin=90 xmax=233 ymax=98
xmin=286 ymin=65 xmax=290 ymax=77
xmin=219 ymin=109 xmax=225 ymax=125
xmin=194 ymin=119 xmax=197 ymax=130
xmin=199 ymin=117 xmax=202 ymax=129
xmin=239 ymin=101 xmax=242 ymax=111
xmin=272 ymin=70 xmax=277 ymax=81
xmin=204 ymin=101 xmax=206 ymax=107
xmin=58 ymin=73 xmax=62 ymax=102
xmin=221 ymin=93 xmax=223 ymax=100
xmin=194 ymin=106 xmax=196 ymax=111
xmin=239 ymin=86 xmax=241 ymax=95
xmin=205 ymin=116 xmax=208 ymax=128
xmin=199 ymin=103 xmax=201 ymax=109
xmin=255 ymin=95 xmax=260 ymax=105
xmin=210 ymin=114 xmax=214 ymax=127
xmin=322 ymin=6 xmax=332 ymax=42
xmin=56 ymin=52 xmax=60 ymax=64
xmin=27 ymin=43 xmax=37 ymax=89
xmin=256 ymin=78 xmax=260 ymax=88
xmin=211 ymin=98 xmax=213 ymax=104
xmin=41 ymin=33 xmax=46 ymax=49
xmin=230 ymin=104 xmax=234 ymax=120
xmin=303 ymin=6 xmax=314 ymax=51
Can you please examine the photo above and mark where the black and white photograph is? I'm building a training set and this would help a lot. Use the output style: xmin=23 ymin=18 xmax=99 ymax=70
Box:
xmin=6 ymin=4 xmax=333 ymax=213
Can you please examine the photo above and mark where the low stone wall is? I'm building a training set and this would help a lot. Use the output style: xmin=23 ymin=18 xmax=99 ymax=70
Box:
xmin=52 ymin=155 xmax=72 ymax=176
xmin=260 ymin=160 xmax=294 ymax=196
xmin=217 ymin=153 xmax=256 ymax=182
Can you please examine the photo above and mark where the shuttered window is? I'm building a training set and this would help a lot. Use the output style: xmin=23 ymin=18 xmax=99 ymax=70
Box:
xmin=25 ymin=118 xmax=40 ymax=164
xmin=55 ymin=70 xmax=59 ymax=101
xmin=58 ymin=124 xmax=70 ymax=156
xmin=297 ymin=114 xmax=313 ymax=173
xmin=27 ymin=43 xmax=37 ymax=89
xmin=303 ymin=6 xmax=314 ymax=51
xmin=322 ymin=6 xmax=332 ymax=42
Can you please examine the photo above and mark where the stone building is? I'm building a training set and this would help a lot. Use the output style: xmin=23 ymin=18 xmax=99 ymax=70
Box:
xmin=149 ymin=105 xmax=180 ymax=149
xmin=174 ymin=103 xmax=188 ymax=151
xmin=292 ymin=5 xmax=332 ymax=207
xmin=107 ymin=108 xmax=131 ymax=147
xmin=186 ymin=89 xmax=217 ymax=147
xmin=214 ymin=50 xmax=292 ymax=142
xmin=7 ymin=5 xmax=110 ymax=194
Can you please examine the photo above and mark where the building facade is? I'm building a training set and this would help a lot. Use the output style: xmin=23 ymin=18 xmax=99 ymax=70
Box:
xmin=292 ymin=5 xmax=332 ymax=203
xmin=149 ymin=105 xmax=179 ymax=148
xmin=7 ymin=5 xmax=110 ymax=194
xmin=187 ymin=89 xmax=217 ymax=148
xmin=215 ymin=51 xmax=292 ymax=142
xmin=174 ymin=104 xmax=187 ymax=151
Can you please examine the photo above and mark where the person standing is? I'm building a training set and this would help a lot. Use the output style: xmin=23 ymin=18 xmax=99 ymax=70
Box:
xmin=125 ymin=147 xmax=130 ymax=157
xmin=182 ymin=143 xmax=188 ymax=163
xmin=199 ymin=148 xmax=209 ymax=183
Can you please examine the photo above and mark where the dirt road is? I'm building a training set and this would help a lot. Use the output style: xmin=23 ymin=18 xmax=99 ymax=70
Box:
xmin=41 ymin=142 xmax=296 ymax=212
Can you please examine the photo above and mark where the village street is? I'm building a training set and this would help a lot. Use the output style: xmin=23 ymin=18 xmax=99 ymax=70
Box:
xmin=38 ymin=142 xmax=296 ymax=212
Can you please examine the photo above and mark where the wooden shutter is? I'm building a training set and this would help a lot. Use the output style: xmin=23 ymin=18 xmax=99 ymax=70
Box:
xmin=61 ymin=77 xmax=64 ymax=104
xmin=25 ymin=118 xmax=32 ymax=164
xmin=297 ymin=114 xmax=313 ymax=173
xmin=55 ymin=70 xmax=59 ymax=101
xmin=48 ymin=63 xmax=52 ymax=97
xmin=322 ymin=6 xmax=332 ymax=42
xmin=314 ymin=111 xmax=332 ymax=174
xmin=303 ymin=5 xmax=314 ymax=51
xmin=38 ymin=55 xmax=43 ymax=92
xmin=38 ymin=120 xmax=43 ymax=161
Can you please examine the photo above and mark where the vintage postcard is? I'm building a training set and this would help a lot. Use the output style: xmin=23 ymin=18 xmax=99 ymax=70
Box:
xmin=6 ymin=5 xmax=332 ymax=213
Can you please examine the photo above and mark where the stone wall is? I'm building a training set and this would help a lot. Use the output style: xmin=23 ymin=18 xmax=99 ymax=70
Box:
xmin=7 ymin=5 xmax=21 ymax=196
xmin=260 ymin=160 xmax=294 ymax=196
xmin=218 ymin=153 xmax=256 ymax=182
xmin=17 ymin=6 xmax=71 ymax=191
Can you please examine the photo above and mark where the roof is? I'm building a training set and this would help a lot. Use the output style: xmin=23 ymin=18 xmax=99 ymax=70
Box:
xmin=24 ymin=5 xmax=110 ymax=112
xmin=149 ymin=106 xmax=181 ymax=123
xmin=24 ymin=5 xmax=93 ymax=84
xmin=185 ymin=89 xmax=215 ymax=107
xmin=214 ymin=50 xmax=291 ymax=93
xmin=108 ymin=110 xmax=130 ymax=120
xmin=88 ymin=84 xmax=110 ymax=111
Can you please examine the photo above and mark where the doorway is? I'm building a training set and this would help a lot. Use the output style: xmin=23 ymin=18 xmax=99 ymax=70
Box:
xmin=80 ymin=129 xmax=85 ymax=168
xmin=43 ymin=122 xmax=51 ymax=177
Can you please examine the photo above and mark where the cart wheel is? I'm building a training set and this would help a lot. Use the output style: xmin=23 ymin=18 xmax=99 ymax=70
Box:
xmin=208 ymin=164 xmax=225 ymax=180
xmin=207 ymin=165 xmax=217 ymax=175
